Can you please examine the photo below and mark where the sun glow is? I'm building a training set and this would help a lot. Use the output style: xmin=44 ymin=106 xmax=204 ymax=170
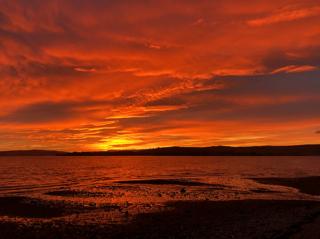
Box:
xmin=93 ymin=136 xmax=142 ymax=150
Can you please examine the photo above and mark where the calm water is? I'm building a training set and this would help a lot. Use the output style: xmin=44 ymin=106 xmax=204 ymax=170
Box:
xmin=1 ymin=156 xmax=320 ymax=196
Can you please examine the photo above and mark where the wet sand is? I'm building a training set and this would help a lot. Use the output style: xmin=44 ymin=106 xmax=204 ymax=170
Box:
xmin=116 ymin=179 xmax=213 ymax=186
xmin=252 ymin=176 xmax=320 ymax=196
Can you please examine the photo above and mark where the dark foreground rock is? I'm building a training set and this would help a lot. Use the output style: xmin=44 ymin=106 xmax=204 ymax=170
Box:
xmin=0 ymin=196 xmax=117 ymax=218
xmin=0 ymin=196 xmax=70 ymax=218
xmin=45 ymin=189 xmax=105 ymax=197
xmin=1 ymin=200 xmax=320 ymax=239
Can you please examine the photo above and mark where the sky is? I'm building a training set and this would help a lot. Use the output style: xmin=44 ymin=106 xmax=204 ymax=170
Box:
xmin=0 ymin=0 xmax=320 ymax=151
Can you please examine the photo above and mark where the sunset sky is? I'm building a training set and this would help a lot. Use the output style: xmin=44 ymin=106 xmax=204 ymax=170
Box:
xmin=0 ymin=0 xmax=320 ymax=151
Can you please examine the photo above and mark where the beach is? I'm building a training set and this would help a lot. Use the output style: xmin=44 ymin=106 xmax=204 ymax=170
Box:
xmin=1 ymin=176 xmax=320 ymax=239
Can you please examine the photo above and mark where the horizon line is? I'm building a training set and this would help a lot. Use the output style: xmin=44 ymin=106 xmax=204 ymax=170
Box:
xmin=1 ymin=143 xmax=320 ymax=152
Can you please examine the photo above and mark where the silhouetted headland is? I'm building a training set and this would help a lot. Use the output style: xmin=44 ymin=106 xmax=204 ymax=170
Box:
xmin=0 ymin=150 xmax=65 ymax=156
xmin=1 ymin=145 xmax=320 ymax=156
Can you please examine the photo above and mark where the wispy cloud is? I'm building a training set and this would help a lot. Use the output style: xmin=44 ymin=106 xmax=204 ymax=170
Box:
xmin=272 ymin=65 xmax=318 ymax=74
xmin=248 ymin=6 xmax=320 ymax=26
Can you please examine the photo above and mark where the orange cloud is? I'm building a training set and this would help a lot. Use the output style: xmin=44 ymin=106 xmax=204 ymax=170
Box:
xmin=1 ymin=0 xmax=320 ymax=150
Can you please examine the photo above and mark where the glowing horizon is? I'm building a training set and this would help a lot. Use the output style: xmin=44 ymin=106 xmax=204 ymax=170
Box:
xmin=1 ymin=0 xmax=320 ymax=151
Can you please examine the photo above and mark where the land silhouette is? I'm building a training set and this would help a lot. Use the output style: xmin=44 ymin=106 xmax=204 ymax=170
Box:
xmin=1 ymin=144 xmax=320 ymax=156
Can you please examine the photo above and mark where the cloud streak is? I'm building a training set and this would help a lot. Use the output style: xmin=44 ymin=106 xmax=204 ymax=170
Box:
xmin=248 ymin=6 xmax=320 ymax=26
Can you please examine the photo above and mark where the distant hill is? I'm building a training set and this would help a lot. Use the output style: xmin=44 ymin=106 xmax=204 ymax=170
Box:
xmin=0 ymin=150 xmax=65 ymax=156
xmin=1 ymin=145 xmax=320 ymax=156
xmin=65 ymin=145 xmax=320 ymax=156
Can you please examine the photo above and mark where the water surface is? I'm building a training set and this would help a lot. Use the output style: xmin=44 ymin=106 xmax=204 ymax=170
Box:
xmin=1 ymin=156 xmax=320 ymax=198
